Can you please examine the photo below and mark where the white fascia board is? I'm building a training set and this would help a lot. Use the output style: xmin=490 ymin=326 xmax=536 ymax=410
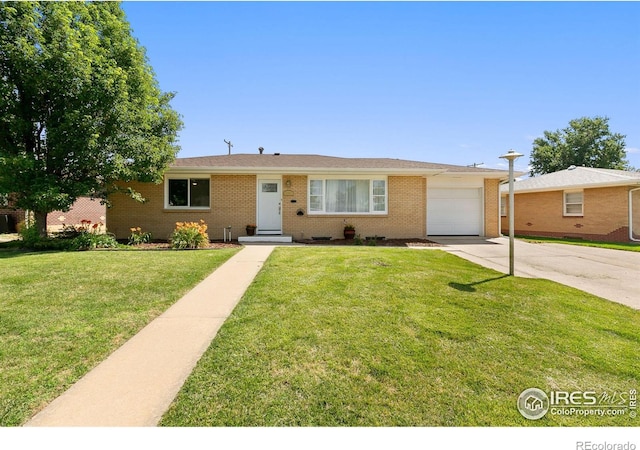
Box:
xmin=429 ymin=171 xmax=514 ymax=181
xmin=432 ymin=171 xmax=512 ymax=178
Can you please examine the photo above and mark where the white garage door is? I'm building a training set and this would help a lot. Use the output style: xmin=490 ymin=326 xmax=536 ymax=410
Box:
xmin=427 ymin=188 xmax=482 ymax=235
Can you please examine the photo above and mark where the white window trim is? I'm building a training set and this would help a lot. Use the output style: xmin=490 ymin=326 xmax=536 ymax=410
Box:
xmin=164 ymin=174 xmax=211 ymax=209
xmin=563 ymin=190 xmax=583 ymax=216
xmin=500 ymin=195 xmax=507 ymax=217
xmin=307 ymin=175 xmax=388 ymax=215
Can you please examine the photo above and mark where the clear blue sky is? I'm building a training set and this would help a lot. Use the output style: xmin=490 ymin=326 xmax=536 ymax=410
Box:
xmin=121 ymin=1 xmax=640 ymax=172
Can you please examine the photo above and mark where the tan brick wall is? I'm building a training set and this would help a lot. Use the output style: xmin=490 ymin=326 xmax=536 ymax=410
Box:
xmin=107 ymin=175 xmax=257 ymax=240
xmin=484 ymin=178 xmax=500 ymax=238
xmin=210 ymin=174 xmax=256 ymax=239
xmin=282 ymin=176 xmax=426 ymax=240
xmin=108 ymin=173 xmax=502 ymax=241
xmin=500 ymin=186 xmax=635 ymax=242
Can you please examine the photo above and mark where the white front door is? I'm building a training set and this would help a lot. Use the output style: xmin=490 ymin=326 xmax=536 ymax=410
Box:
xmin=257 ymin=179 xmax=282 ymax=234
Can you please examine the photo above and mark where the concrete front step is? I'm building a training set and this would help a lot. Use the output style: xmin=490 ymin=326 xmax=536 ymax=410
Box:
xmin=238 ymin=235 xmax=293 ymax=244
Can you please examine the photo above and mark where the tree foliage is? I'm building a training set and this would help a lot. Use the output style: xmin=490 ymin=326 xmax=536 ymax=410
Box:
xmin=530 ymin=116 xmax=628 ymax=176
xmin=0 ymin=1 xmax=182 ymax=234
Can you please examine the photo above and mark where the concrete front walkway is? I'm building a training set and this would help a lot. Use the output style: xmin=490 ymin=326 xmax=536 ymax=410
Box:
xmin=430 ymin=237 xmax=640 ymax=310
xmin=25 ymin=245 xmax=275 ymax=427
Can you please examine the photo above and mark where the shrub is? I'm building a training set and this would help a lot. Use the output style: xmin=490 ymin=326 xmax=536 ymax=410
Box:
xmin=18 ymin=221 xmax=41 ymax=248
xmin=16 ymin=220 xmax=73 ymax=251
xmin=55 ymin=220 xmax=104 ymax=239
xmin=32 ymin=238 xmax=76 ymax=251
xmin=170 ymin=220 xmax=210 ymax=249
xmin=57 ymin=224 xmax=82 ymax=239
xmin=71 ymin=232 xmax=118 ymax=251
xmin=15 ymin=218 xmax=117 ymax=251
xmin=128 ymin=227 xmax=152 ymax=245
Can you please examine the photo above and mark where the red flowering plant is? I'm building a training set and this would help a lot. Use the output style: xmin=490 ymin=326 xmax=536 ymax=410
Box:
xmin=59 ymin=219 xmax=103 ymax=237
xmin=65 ymin=219 xmax=117 ymax=250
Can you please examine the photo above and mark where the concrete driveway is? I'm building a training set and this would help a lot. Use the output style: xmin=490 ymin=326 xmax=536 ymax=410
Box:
xmin=429 ymin=237 xmax=640 ymax=310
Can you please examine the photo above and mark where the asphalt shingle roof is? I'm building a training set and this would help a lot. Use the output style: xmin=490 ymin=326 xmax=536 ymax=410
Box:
xmin=171 ymin=153 xmax=507 ymax=175
xmin=501 ymin=166 xmax=640 ymax=193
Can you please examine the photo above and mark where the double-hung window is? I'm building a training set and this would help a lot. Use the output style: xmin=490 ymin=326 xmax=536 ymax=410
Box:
xmin=500 ymin=196 xmax=507 ymax=217
xmin=563 ymin=190 xmax=583 ymax=216
xmin=166 ymin=176 xmax=210 ymax=208
xmin=308 ymin=177 xmax=387 ymax=214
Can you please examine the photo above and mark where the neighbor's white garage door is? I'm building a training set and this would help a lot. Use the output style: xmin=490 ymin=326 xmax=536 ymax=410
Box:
xmin=427 ymin=188 xmax=482 ymax=235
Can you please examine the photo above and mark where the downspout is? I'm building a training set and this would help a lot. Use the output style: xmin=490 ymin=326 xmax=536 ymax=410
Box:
xmin=630 ymin=187 xmax=640 ymax=242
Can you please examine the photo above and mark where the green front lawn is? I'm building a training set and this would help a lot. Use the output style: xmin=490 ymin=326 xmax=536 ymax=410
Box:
xmin=0 ymin=248 xmax=239 ymax=426
xmin=518 ymin=235 xmax=640 ymax=252
xmin=161 ymin=247 xmax=639 ymax=426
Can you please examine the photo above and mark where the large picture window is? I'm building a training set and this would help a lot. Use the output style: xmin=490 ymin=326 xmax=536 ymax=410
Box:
xmin=308 ymin=177 xmax=387 ymax=214
xmin=166 ymin=177 xmax=210 ymax=208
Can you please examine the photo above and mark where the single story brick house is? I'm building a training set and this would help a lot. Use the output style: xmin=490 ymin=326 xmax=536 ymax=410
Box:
xmin=0 ymin=196 xmax=105 ymax=233
xmin=47 ymin=197 xmax=107 ymax=231
xmin=500 ymin=166 xmax=640 ymax=242
xmin=0 ymin=200 xmax=23 ymax=233
xmin=107 ymin=153 xmax=510 ymax=242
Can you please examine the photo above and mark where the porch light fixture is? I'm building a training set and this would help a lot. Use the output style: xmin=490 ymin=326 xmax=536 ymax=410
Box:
xmin=499 ymin=149 xmax=524 ymax=276
xmin=285 ymin=179 xmax=292 ymax=188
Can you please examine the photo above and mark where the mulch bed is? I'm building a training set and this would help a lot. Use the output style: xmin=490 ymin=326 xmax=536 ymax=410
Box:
xmin=299 ymin=238 xmax=442 ymax=247
xmin=131 ymin=242 xmax=242 ymax=250
xmin=131 ymin=239 xmax=442 ymax=249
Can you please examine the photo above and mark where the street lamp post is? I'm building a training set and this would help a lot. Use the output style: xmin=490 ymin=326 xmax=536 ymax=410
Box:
xmin=499 ymin=150 xmax=524 ymax=276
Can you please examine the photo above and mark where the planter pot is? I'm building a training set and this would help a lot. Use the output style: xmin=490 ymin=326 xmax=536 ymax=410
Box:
xmin=246 ymin=227 xmax=256 ymax=236
xmin=344 ymin=229 xmax=356 ymax=239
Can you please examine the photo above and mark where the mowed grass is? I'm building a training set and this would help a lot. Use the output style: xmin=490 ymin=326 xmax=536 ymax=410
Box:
xmin=161 ymin=247 xmax=639 ymax=427
xmin=0 ymin=248 xmax=239 ymax=426
xmin=518 ymin=235 xmax=640 ymax=252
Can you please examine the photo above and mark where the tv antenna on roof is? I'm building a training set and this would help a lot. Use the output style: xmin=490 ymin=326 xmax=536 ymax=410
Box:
xmin=224 ymin=139 xmax=233 ymax=155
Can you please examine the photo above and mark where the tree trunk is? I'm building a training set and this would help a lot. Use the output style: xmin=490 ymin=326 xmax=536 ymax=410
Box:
xmin=34 ymin=210 xmax=48 ymax=238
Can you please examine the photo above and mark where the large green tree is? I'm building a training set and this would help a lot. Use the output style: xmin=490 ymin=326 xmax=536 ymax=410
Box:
xmin=530 ymin=116 xmax=628 ymax=176
xmin=0 ymin=1 xmax=182 ymax=235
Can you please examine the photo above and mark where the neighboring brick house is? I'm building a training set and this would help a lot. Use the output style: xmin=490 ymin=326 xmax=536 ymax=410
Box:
xmin=47 ymin=197 xmax=107 ymax=231
xmin=0 ymin=197 xmax=106 ymax=233
xmin=0 ymin=195 xmax=24 ymax=233
xmin=107 ymin=153 xmax=509 ymax=242
xmin=500 ymin=166 xmax=640 ymax=243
